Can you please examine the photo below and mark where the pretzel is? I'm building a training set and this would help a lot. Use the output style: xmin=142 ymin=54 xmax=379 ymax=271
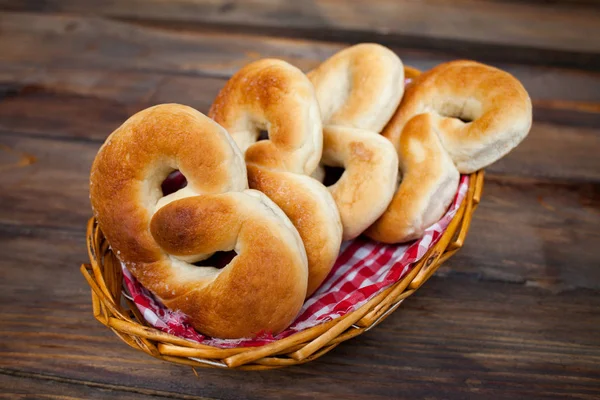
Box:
xmin=366 ymin=60 xmax=532 ymax=243
xmin=308 ymin=43 xmax=404 ymax=240
xmin=209 ymin=59 xmax=342 ymax=297
xmin=90 ymin=104 xmax=308 ymax=339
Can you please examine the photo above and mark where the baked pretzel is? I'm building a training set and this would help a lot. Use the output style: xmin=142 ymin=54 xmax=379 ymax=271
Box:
xmin=209 ymin=59 xmax=342 ymax=297
xmin=90 ymin=104 xmax=308 ymax=339
xmin=308 ymin=43 xmax=404 ymax=240
xmin=366 ymin=60 xmax=532 ymax=243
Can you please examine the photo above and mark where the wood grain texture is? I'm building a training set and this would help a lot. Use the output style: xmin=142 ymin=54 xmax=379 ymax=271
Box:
xmin=446 ymin=175 xmax=600 ymax=291
xmin=0 ymin=69 xmax=224 ymax=142
xmin=0 ymin=373 xmax=172 ymax=400
xmin=1 ymin=133 xmax=599 ymax=290
xmin=1 ymin=228 xmax=599 ymax=400
xmin=1 ymin=0 xmax=599 ymax=69
xmin=1 ymin=12 xmax=600 ymax=101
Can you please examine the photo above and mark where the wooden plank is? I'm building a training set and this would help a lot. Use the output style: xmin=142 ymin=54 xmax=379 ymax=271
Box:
xmin=1 ymin=1 xmax=599 ymax=69
xmin=0 ymin=70 xmax=225 ymax=142
xmin=1 ymin=12 xmax=600 ymax=102
xmin=1 ymin=228 xmax=599 ymax=399
xmin=0 ymin=372 xmax=175 ymax=400
xmin=0 ymin=11 xmax=326 ymax=80
xmin=447 ymin=175 xmax=600 ymax=292
xmin=0 ymin=133 xmax=598 ymax=289
xmin=491 ymin=123 xmax=600 ymax=182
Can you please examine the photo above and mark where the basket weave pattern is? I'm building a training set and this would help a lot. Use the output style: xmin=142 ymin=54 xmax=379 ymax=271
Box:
xmin=81 ymin=170 xmax=484 ymax=370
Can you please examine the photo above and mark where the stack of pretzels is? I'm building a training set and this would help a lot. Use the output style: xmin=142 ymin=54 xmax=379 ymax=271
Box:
xmin=89 ymin=44 xmax=532 ymax=339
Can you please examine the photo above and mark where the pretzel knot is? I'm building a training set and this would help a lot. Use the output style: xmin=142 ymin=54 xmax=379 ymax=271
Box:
xmin=366 ymin=60 xmax=532 ymax=243
xmin=90 ymin=104 xmax=308 ymax=339
xmin=210 ymin=59 xmax=343 ymax=297
xmin=308 ymin=43 xmax=405 ymax=240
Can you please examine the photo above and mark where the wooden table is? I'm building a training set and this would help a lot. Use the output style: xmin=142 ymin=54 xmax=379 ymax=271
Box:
xmin=1 ymin=1 xmax=599 ymax=398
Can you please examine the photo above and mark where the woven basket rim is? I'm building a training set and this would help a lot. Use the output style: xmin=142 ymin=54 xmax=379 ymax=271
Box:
xmin=81 ymin=170 xmax=484 ymax=370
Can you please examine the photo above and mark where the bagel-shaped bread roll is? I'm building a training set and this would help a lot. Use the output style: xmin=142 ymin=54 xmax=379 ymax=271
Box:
xmin=364 ymin=114 xmax=459 ymax=242
xmin=320 ymin=126 xmax=399 ymax=240
xmin=90 ymin=104 xmax=308 ymax=339
xmin=366 ymin=60 xmax=532 ymax=243
xmin=308 ymin=44 xmax=403 ymax=240
xmin=209 ymin=59 xmax=342 ymax=297
xmin=383 ymin=60 xmax=533 ymax=173
xmin=309 ymin=43 xmax=405 ymax=131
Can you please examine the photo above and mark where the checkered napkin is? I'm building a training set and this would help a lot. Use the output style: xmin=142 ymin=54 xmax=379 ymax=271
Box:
xmin=122 ymin=175 xmax=470 ymax=348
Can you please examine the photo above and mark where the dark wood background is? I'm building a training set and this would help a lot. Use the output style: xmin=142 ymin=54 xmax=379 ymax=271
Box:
xmin=0 ymin=1 xmax=599 ymax=398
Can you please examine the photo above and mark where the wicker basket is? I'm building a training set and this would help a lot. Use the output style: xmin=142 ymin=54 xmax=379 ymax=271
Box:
xmin=80 ymin=169 xmax=484 ymax=370
xmin=80 ymin=64 xmax=483 ymax=370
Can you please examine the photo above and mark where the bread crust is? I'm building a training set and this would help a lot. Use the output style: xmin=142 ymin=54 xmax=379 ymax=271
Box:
xmin=308 ymin=44 xmax=404 ymax=240
xmin=320 ymin=126 xmax=399 ymax=240
xmin=365 ymin=114 xmax=459 ymax=243
xmin=308 ymin=43 xmax=405 ymax=131
xmin=367 ymin=60 xmax=532 ymax=243
xmin=90 ymin=104 xmax=308 ymax=339
xmin=383 ymin=60 xmax=532 ymax=173
xmin=210 ymin=60 xmax=342 ymax=297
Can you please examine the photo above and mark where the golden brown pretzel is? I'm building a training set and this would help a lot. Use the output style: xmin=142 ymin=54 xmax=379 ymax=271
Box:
xmin=209 ymin=59 xmax=342 ymax=297
xmin=90 ymin=104 xmax=308 ymax=339
xmin=308 ymin=44 xmax=404 ymax=240
xmin=366 ymin=60 xmax=532 ymax=243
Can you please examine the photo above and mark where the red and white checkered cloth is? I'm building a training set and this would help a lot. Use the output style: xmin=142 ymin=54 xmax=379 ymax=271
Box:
xmin=122 ymin=175 xmax=469 ymax=348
